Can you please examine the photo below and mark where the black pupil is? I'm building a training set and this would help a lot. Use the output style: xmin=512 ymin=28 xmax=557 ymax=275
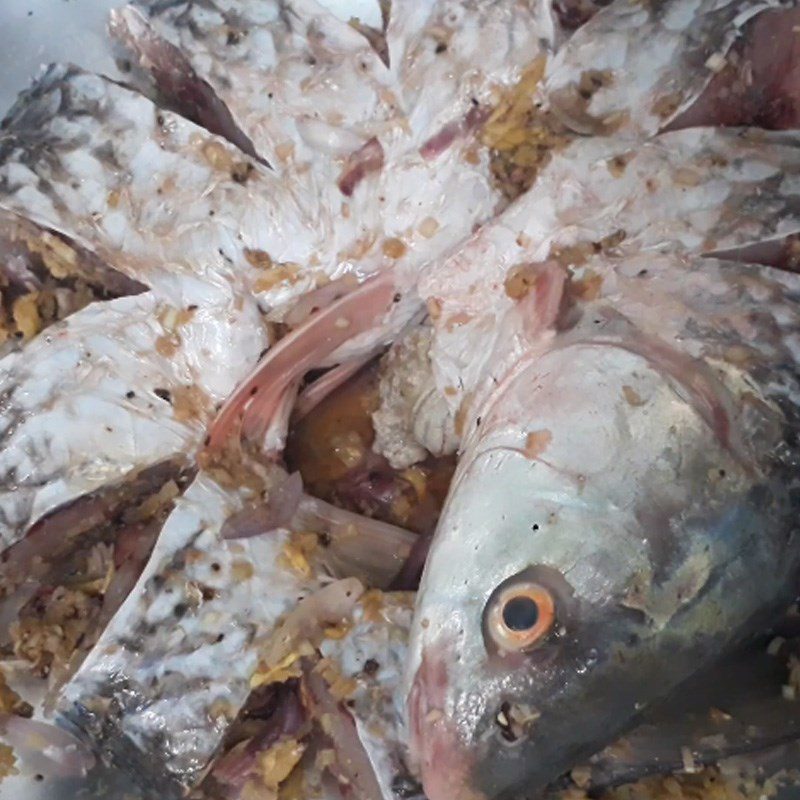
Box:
xmin=502 ymin=596 xmax=539 ymax=632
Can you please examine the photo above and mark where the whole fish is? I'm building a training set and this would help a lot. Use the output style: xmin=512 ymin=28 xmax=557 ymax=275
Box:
xmin=406 ymin=246 xmax=800 ymax=799
xmin=6 ymin=4 xmax=800 ymax=800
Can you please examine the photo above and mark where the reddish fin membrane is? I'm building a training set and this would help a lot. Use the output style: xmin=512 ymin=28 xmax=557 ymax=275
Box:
xmin=668 ymin=8 xmax=800 ymax=132
xmin=110 ymin=6 xmax=267 ymax=166
xmin=205 ymin=271 xmax=397 ymax=453
xmin=706 ymin=233 xmax=800 ymax=273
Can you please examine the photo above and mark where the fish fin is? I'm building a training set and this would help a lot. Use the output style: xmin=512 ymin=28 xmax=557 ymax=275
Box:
xmin=389 ymin=530 xmax=432 ymax=591
xmin=0 ymin=206 xmax=147 ymax=299
xmin=668 ymin=7 xmax=800 ymax=132
xmin=707 ymin=234 xmax=800 ymax=274
xmin=0 ymin=458 xmax=192 ymax=584
xmin=579 ymin=637 xmax=800 ymax=791
xmin=109 ymin=6 xmax=265 ymax=165
xmin=302 ymin=663 xmax=386 ymax=799
xmin=205 ymin=271 xmax=398 ymax=452
xmin=293 ymin=494 xmax=416 ymax=589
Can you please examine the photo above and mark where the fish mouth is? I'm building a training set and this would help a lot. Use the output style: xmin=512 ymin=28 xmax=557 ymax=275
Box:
xmin=407 ymin=646 xmax=487 ymax=800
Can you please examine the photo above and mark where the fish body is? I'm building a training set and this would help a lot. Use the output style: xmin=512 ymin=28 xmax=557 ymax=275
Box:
xmin=0 ymin=15 xmax=505 ymax=544
xmin=57 ymin=470 xmax=317 ymax=797
xmin=115 ymin=0 xmax=557 ymax=158
xmin=407 ymin=248 xmax=800 ymax=799
xmin=5 ymin=1 xmax=800 ymax=799
xmin=544 ymin=0 xmax=800 ymax=136
xmin=416 ymin=126 xmax=800 ymax=449
xmin=0 ymin=284 xmax=264 ymax=551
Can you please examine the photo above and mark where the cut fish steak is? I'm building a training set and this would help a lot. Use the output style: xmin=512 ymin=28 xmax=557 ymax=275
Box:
xmin=58 ymin=471 xmax=317 ymax=798
xmin=0 ymin=284 xmax=266 ymax=552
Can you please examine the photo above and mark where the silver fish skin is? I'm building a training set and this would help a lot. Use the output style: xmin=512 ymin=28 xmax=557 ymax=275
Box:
xmin=406 ymin=251 xmax=800 ymax=800
xmin=54 ymin=468 xmax=418 ymax=797
xmin=543 ymin=0 xmax=800 ymax=137
xmin=317 ymin=592 xmax=418 ymax=800
xmin=383 ymin=0 xmax=558 ymax=146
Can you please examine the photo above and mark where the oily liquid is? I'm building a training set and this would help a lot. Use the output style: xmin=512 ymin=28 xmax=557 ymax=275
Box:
xmin=285 ymin=363 xmax=455 ymax=535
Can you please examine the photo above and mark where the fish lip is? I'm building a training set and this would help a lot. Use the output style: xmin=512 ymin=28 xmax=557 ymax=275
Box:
xmin=407 ymin=649 xmax=486 ymax=800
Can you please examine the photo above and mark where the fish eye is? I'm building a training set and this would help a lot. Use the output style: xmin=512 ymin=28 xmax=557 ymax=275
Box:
xmin=503 ymin=595 xmax=539 ymax=631
xmin=485 ymin=581 xmax=555 ymax=653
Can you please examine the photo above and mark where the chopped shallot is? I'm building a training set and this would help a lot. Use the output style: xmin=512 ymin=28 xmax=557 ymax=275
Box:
xmin=221 ymin=472 xmax=304 ymax=540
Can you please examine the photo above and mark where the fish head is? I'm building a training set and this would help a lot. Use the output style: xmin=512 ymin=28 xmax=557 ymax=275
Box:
xmin=405 ymin=337 xmax=798 ymax=800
